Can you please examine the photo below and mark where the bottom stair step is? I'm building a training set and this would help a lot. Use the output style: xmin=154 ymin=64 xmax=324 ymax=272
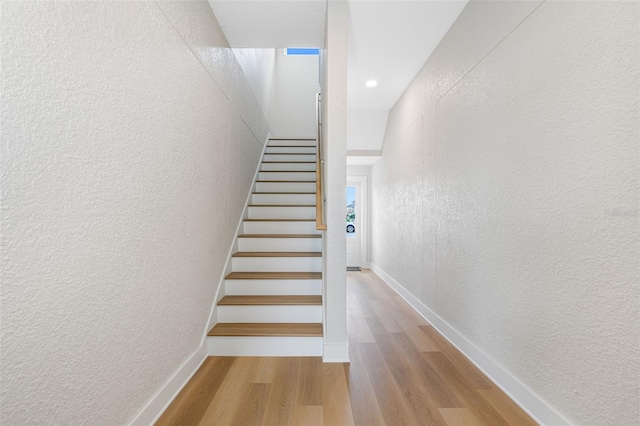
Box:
xmin=207 ymin=323 xmax=323 ymax=356
xmin=208 ymin=322 xmax=323 ymax=337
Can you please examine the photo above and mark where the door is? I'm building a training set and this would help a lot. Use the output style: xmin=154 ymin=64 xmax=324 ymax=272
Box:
xmin=346 ymin=181 xmax=362 ymax=268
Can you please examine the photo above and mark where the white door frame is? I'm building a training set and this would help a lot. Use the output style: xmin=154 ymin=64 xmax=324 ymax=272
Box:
xmin=346 ymin=175 xmax=368 ymax=268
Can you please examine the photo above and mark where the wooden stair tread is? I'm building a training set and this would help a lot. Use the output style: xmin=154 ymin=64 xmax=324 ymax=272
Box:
xmin=253 ymin=192 xmax=315 ymax=194
xmin=262 ymin=161 xmax=316 ymax=164
xmin=267 ymin=145 xmax=317 ymax=148
xmin=269 ymin=138 xmax=315 ymax=141
xmin=238 ymin=234 xmax=321 ymax=238
xmin=225 ymin=271 xmax=322 ymax=279
xmin=232 ymin=251 xmax=321 ymax=257
xmin=218 ymin=295 xmax=322 ymax=305
xmin=243 ymin=219 xmax=315 ymax=223
xmin=256 ymin=181 xmax=317 ymax=184
xmin=208 ymin=322 xmax=323 ymax=337
xmin=248 ymin=204 xmax=316 ymax=208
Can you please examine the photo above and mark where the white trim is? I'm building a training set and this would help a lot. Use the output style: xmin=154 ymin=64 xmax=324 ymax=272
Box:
xmin=322 ymin=342 xmax=350 ymax=363
xmin=129 ymin=344 xmax=207 ymax=425
xmin=369 ymin=263 xmax=569 ymax=426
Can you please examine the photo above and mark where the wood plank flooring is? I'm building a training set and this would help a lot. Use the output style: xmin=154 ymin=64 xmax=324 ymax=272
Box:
xmin=156 ymin=270 xmax=536 ymax=426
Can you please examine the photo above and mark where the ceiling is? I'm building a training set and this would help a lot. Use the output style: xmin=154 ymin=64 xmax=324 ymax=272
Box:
xmin=208 ymin=1 xmax=327 ymax=48
xmin=208 ymin=0 xmax=468 ymax=154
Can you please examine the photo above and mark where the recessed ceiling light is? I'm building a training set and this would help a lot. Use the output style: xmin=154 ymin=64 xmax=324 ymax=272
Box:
xmin=366 ymin=80 xmax=378 ymax=88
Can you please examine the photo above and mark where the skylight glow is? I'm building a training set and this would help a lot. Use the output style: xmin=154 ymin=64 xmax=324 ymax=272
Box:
xmin=366 ymin=80 xmax=378 ymax=88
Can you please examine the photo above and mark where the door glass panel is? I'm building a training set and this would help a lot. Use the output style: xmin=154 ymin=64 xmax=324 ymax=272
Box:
xmin=346 ymin=186 xmax=355 ymax=238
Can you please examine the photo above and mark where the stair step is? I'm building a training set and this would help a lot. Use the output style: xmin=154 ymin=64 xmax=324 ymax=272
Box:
xmin=232 ymin=251 xmax=321 ymax=257
xmin=207 ymin=335 xmax=323 ymax=356
xmin=237 ymin=235 xmax=322 ymax=251
xmin=255 ymin=181 xmax=316 ymax=192
xmin=258 ymin=172 xmax=316 ymax=181
xmin=225 ymin=278 xmax=321 ymax=296
xmin=239 ymin=234 xmax=321 ymax=238
xmin=252 ymin=192 xmax=316 ymax=205
xmin=209 ymin=322 xmax=322 ymax=337
xmin=266 ymin=145 xmax=316 ymax=149
xmin=247 ymin=205 xmax=316 ymax=220
xmin=242 ymin=220 xmax=320 ymax=235
xmin=261 ymin=162 xmax=316 ymax=171
xmin=217 ymin=299 xmax=322 ymax=322
xmin=268 ymin=139 xmax=316 ymax=147
xmin=231 ymin=255 xmax=322 ymax=272
xmin=226 ymin=271 xmax=322 ymax=279
xmin=265 ymin=147 xmax=316 ymax=154
xmin=263 ymin=154 xmax=316 ymax=162
xmin=218 ymin=295 xmax=322 ymax=306
xmin=243 ymin=219 xmax=316 ymax=222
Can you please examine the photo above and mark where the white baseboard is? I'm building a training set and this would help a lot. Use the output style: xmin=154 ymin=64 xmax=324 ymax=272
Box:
xmin=129 ymin=344 xmax=207 ymax=425
xmin=369 ymin=263 xmax=569 ymax=426
xmin=323 ymin=342 xmax=350 ymax=363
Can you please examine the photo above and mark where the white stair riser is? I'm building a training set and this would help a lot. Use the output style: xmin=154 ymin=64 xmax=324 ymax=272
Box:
xmin=258 ymin=171 xmax=316 ymax=181
xmin=255 ymin=182 xmax=316 ymax=192
xmin=266 ymin=147 xmax=316 ymax=154
xmin=217 ymin=305 xmax=322 ymax=322
xmin=232 ymin=256 xmax=322 ymax=272
xmin=225 ymin=279 xmax=322 ymax=296
xmin=261 ymin=162 xmax=316 ymax=171
xmin=252 ymin=193 xmax=316 ymax=205
xmin=208 ymin=336 xmax=323 ymax=356
xmin=248 ymin=206 xmax=315 ymax=220
xmin=268 ymin=140 xmax=316 ymax=147
xmin=263 ymin=154 xmax=316 ymax=162
xmin=243 ymin=221 xmax=320 ymax=235
xmin=237 ymin=238 xmax=322 ymax=252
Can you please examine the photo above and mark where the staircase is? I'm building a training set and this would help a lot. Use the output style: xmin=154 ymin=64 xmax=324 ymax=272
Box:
xmin=207 ymin=139 xmax=324 ymax=357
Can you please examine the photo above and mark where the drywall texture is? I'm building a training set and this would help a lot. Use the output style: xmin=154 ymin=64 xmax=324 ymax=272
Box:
xmin=1 ymin=1 xmax=268 ymax=424
xmin=321 ymin=0 xmax=349 ymax=352
xmin=371 ymin=1 xmax=639 ymax=424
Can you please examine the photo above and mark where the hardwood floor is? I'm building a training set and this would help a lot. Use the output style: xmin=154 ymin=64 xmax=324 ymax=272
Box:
xmin=156 ymin=270 xmax=536 ymax=426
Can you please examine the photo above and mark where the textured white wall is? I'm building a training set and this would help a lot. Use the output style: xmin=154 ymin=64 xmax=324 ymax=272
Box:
xmin=321 ymin=0 xmax=349 ymax=359
xmin=1 ymin=1 xmax=268 ymax=424
xmin=372 ymin=1 xmax=639 ymax=424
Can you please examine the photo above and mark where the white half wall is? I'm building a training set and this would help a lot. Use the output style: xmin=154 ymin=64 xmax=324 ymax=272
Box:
xmin=372 ymin=1 xmax=639 ymax=425
xmin=1 ymin=2 xmax=269 ymax=424
xmin=321 ymin=0 xmax=349 ymax=362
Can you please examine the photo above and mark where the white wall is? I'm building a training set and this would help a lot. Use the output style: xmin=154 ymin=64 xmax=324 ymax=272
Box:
xmin=346 ymin=110 xmax=388 ymax=150
xmin=321 ymin=0 xmax=349 ymax=362
xmin=269 ymin=49 xmax=320 ymax=138
xmin=1 ymin=2 xmax=268 ymax=424
xmin=371 ymin=1 xmax=638 ymax=425
xmin=233 ymin=48 xmax=277 ymax=117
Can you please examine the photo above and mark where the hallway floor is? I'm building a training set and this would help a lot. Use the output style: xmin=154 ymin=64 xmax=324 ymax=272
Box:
xmin=157 ymin=270 xmax=535 ymax=425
